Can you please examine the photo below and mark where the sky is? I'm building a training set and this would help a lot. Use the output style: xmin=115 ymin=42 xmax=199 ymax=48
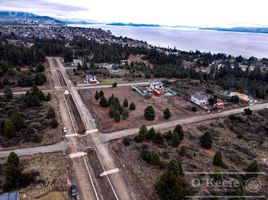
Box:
xmin=0 ymin=0 xmax=268 ymax=27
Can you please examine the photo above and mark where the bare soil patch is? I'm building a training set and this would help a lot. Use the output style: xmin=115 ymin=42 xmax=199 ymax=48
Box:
xmin=79 ymin=86 xmax=204 ymax=133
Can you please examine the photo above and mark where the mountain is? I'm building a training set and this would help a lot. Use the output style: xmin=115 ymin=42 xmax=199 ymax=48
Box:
xmin=107 ymin=22 xmax=161 ymax=27
xmin=200 ymin=27 xmax=268 ymax=34
xmin=0 ymin=11 xmax=65 ymax=24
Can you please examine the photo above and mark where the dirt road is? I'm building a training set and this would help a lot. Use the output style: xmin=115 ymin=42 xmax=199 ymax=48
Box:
xmin=102 ymin=103 xmax=268 ymax=143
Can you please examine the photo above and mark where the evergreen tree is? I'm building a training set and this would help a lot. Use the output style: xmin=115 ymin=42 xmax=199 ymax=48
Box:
xmin=200 ymin=132 xmax=212 ymax=149
xmin=174 ymin=124 xmax=184 ymax=140
xmin=46 ymin=107 xmax=56 ymax=119
xmin=144 ymin=106 xmax=155 ymax=121
xmin=94 ymin=91 xmax=99 ymax=100
xmin=4 ymin=120 xmax=16 ymax=139
xmin=213 ymin=151 xmax=223 ymax=166
xmin=168 ymin=159 xmax=183 ymax=176
xmin=99 ymin=96 xmax=108 ymax=107
xmin=7 ymin=152 xmax=20 ymax=167
xmin=99 ymin=90 xmax=104 ymax=97
xmin=123 ymin=99 xmax=129 ymax=108
xmin=153 ymin=132 xmax=164 ymax=144
xmin=50 ymin=118 xmax=58 ymax=128
xmin=129 ymin=102 xmax=136 ymax=110
xmin=122 ymin=110 xmax=129 ymax=120
xmin=4 ymin=86 xmax=13 ymax=99
xmin=113 ymin=110 xmax=121 ymax=122
xmin=146 ymin=128 xmax=156 ymax=140
xmin=245 ymin=160 xmax=259 ymax=179
xmin=172 ymin=131 xmax=180 ymax=147
xmin=163 ymin=108 xmax=171 ymax=119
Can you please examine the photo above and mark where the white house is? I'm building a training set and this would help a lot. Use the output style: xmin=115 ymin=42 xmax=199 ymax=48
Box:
xmin=85 ymin=75 xmax=98 ymax=84
xmin=150 ymin=81 xmax=163 ymax=91
xmin=71 ymin=59 xmax=83 ymax=67
xmin=191 ymin=94 xmax=209 ymax=106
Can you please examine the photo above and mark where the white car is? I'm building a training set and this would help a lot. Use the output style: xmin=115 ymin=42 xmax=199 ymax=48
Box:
xmin=63 ymin=127 xmax=68 ymax=134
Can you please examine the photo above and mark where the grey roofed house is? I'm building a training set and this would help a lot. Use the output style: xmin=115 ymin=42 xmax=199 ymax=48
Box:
xmin=0 ymin=192 xmax=19 ymax=200
xmin=190 ymin=94 xmax=209 ymax=106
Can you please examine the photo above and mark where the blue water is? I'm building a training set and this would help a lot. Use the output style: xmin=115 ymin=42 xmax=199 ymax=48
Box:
xmin=71 ymin=24 xmax=268 ymax=58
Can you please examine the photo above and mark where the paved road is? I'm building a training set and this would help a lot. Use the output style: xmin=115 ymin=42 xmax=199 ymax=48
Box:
xmin=76 ymin=82 xmax=149 ymax=90
xmin=102 ymin=103 xmax=268 ymax=143
xmin=0 ymin=141 xmax=67 ymax=158
xmin=56 ymin=58 xmax=133 ymax=200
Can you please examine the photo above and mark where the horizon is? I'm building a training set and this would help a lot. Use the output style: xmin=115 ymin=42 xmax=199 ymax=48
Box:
xmin=0 ymin=0 xmax=268 ymax=28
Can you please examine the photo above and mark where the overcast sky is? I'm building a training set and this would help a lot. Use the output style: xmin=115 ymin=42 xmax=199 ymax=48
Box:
xmin=0 ymin=0 xmax=268 ymax=27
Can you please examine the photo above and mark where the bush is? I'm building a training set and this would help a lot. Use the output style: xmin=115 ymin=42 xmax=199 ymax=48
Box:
xmin=213 ymin=151 xmax=223 ymax=166
xmin=165 ymin=131 xmax=172 ymax=140
xmin=171 ymin=131 xmax=180 ymax=147
xmin=163 ymin=108 xmax=171 ymax=119
xmin=95 ymin=91 xmax=99 ymax=100
xmin=10 ymin=113 xmax=25 ymax=131
xmin=245 ymin=160 xmax=259 ymax=179
xmin=99 ymin=96 xmax=108 ymax=107
xmin=168 ymin=159 xmax=183 ymax=176
xmin=123 ymin=99 xmax=128 ymax=108
xmin=4 ymin=120 xmax=16 ymax=139
xmin=123 ymin=138 xmax=131 ymax=146
xmin=174 ymin=124 xmax=184 ymax=140
xmin=244 ymin=108 xmax=253 ymax=116
xmin=191 ymin=107 xmax=197 ymax=112
xmin=7 ymin=152 xmax=20 ymax=167
xmin=46 ymin=107 xmax=56 ymax=119
xmin=144 ymin=106 xmax=155 ymax=121
xmin=122 ymin=110 xmax=129 ymax=120
xmin=200 ymin=132 xmax=212 ymax=149
xmin=155 ymin=171 xmax=186 ymax=200
xmin=112 ymin=82 xmax=117 ymax=88
xmin=4 ymin=86 xmax=13 ymax=99
xmin=146 ymin=128 xmax=156 ymax=140
xmin=113 ymin=110 xmax=121 ymax=122
xmin=129 ymin=102 xmax=136 ymax=110
xmin=140 ymin=151 xmax=160 ymax=165
xmin=134 ymin=135 xmax=144 ymax=143
xmin=153 ymin=132 xmax=164 ymax=144
xmin=99 ymin=90 xmax=104 ymax=97
xmin=50 ymin=118 xmax=58 ymax=129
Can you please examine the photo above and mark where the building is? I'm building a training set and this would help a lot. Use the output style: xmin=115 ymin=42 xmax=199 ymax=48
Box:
xmin=71 ymin=59 xmax=83 ymax=67
xmin=191 ymin=94 xmax=209 ymax=106
xmin=0 ymin=191 xmax=19 ymax=200
xmin=229 ymin=92 xmax=250 ymax=102
xmin=216 ymin=99 xmax=225 ymax=110
xmin=85 ymin=75 xmax=98 ymax=84
xmin=150 ymin=81 xmax=163 ymax=91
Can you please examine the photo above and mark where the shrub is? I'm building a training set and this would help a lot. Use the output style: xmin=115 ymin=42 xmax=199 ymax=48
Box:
xmin=4 ymin=120 xmax=16 ymax=139
xmin=140 ymin=151 xmax=160 ymax=165
xmin=200 ymin=132 xmax=212 ymax=149
xmin=168 ymin=159 xmax=183 ymax=176
xmin=112 ymin=82 xmax=117 ymax=88
xmin=174 ymin=124 xmax=184 ymax=140
xmin=139 ymin=125 xmax=147 ymax=138
xmin=245 ymin=160 xmax=259 ymax=179
xmin=99 ymin=96 xmax=108 ymax=108
xmin=171 ymin=131 xmax=180 ymax=147
xmin=4 ymin=86 xmax=13 ymax=99
xmin=153 ymin=132 xmax=164 ymax=144
xmin=129 ymin=102 xmax=136 ymax=110
xmin=122 ymin=110 xmax=129 ymax=120
xmin=213 ymin=151 xmax=223 ymax=166
xmin=94 ymin=91 xmax=99 ymax=100
xmin=165 ymin=131 xmax=172 ymax=140
xmin=146 ymin=128 xmax=156 ymax=140
xmin=123 ymin=99 xmax=129 ymax=108
xmin=7 ymin=152 xmax=20 ymax=167
xmin=134 ymin=135 xmax=144 ymax=143
xmin=155 ymin=171 xmax=185 ymax=200
xmin=46 ymin=107 xmax=56 ymax=119
xmin=113 ymin=110 xmax=121 ymax=122
xmin=50 ymin=118 xmax=58 ymax=129
xmin=144 ymin=106 xmax=155 ymax=121
xmin=99 ymin=90 xmax=104 ymax=97
xmin=163 ymin=108 xmax=171 ymax=119
xmin=244 ymin=108 xmax=253 ymax=116
xmin=123 ymin=138 xmax=131 ymax=146
xmin=191 ymin=107 xmax=197 ymax=112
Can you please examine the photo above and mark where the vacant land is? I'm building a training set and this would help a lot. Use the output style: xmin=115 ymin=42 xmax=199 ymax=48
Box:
xmin=110 ymin=109 xmax=268 ymax=199
xmin=79 ymin=86 xmax=202 ymax=133
xmin=18 ymin=153 xmax=70 ymax=200
xmin=0 ymin=95 xmax=62 ymax=149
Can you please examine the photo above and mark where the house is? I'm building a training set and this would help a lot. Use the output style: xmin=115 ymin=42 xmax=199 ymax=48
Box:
xmin=150 ymin=81 xmax=163 ymax=91
xmin=85 ymin=75 xmax=98 ymax=84
xmin=190 ymin=94 xmax=209 ymax=106
xmin=0 ymin=191 xmax=19 ymax=200
xmin=71 ymin=59 xmax=83 ymax=67
xmin=229 ymin=92 xmax=250 ymax=102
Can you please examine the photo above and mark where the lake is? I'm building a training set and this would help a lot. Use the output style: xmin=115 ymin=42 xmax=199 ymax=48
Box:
xmin=71 ymin=24 xmax=268 ymax=58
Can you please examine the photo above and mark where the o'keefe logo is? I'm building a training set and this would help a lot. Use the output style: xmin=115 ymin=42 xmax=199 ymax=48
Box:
xmin=245 ymin=178 xmax=262 ymax=193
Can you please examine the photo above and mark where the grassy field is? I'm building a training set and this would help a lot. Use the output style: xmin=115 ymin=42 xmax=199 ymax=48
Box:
xmin=99 ymin=78 xmax=121 ymax=85
xmin=38 ymin=192 xmax=65 ymax=200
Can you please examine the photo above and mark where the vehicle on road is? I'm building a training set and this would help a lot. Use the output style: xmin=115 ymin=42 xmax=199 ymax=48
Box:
xmin=63 ymin=127 xmax=68 ymax=134
xmin=70 ymin=184 xmax=78 ymax=198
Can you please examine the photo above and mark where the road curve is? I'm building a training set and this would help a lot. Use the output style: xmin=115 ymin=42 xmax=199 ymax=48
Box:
xmin=102 ymin=103 xmax=268 ymax=143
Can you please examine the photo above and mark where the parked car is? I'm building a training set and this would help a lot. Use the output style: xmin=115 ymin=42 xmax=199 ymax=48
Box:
xmin=70 ymin=184 xmax=78 ymax=197
xmin=63 ymin=127 xmax=68 ymax=134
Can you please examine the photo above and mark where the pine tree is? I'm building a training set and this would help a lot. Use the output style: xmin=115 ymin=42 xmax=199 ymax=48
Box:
xmin=163 ymin=108 xmax=171 ymax=119
xmin=94 ymin=91 xmax=99 ymax=100
xmin=99 ymin=90 xmax=104 ymax=97
xmin=172 ymin=131 xmax=180 ymax=147
xmin=7 ymin=152 xmax=20 ymax=167
xmin=200 ymin=132 xmax=212 ymax=149
xmin=144 ymin=106 xmax=155 ymax=121
xmin=4 ymin=86 xmax=13 ymax=99
xmin=4 ymin=120 xmax=16 ymax=139
xmin=99 ymin=96 xmax=108 ymax=108
xmin=113 ymin=110 xmax=121 ymax=122
xmin=129 ymin=102 xmax=136 ymax=110
xmin=213 ymin=151 xmax=223 ymax=166
xmin=123 ymin=99 xmax=129 ymax=108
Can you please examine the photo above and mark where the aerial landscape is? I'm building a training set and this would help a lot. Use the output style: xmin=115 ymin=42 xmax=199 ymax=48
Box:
xmin=0 ymin=0 xmax=267 ymax=200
